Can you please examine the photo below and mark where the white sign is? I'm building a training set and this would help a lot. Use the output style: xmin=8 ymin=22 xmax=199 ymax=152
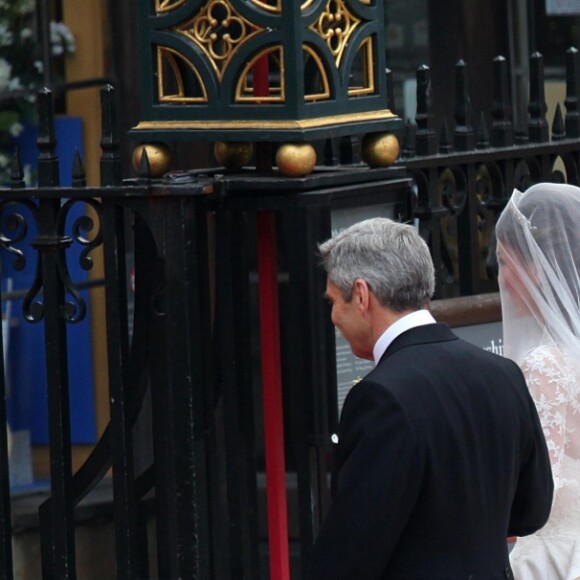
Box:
xmin=453 ymin=321 xmax=504 ymax=356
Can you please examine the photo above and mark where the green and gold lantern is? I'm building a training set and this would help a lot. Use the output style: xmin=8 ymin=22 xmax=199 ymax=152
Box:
xmin=132 ymin=0 xmax=401 ymax=174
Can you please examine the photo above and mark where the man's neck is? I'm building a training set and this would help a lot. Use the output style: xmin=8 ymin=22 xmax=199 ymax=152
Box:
xmin=372 ymin=309 xmax=436 ymax=364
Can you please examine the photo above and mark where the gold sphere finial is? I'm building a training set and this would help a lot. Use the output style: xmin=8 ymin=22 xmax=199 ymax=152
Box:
xmin=275 ymin=143 xmax=317 ymax=177
xmin=132 ymin=143 xmax=172 ymax=177
xmin=361 ymin=133 xmax=400 ymax=168
xmin=214 ymin=141 xmax=253 ymax=169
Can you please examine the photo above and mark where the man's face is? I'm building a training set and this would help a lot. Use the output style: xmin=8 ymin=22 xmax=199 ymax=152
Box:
xmin=325 ymin=279 xmax=373 ymax=360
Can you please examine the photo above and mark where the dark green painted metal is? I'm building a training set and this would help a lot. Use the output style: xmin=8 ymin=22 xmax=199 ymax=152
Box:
xmin=132 ymin=0 xmax=401 ymax=142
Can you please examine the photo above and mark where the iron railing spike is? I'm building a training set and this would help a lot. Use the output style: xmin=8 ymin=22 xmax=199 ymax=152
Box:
xmin=454 ymin=59 xmax=474 ymax=151
xmin=565 ymin=47 xmax=580 ymax=138
xmin=491 ymin=55 xmax=514 ymax=147
xmin=72 ymin=149 xmax=87 ymax=187
xmin=10 ymin=145 xmax=25 ymax=189
xmin=476 ymin=111 xmax=490 ymax=149
xmin=439 ymin=116 xmax=453 ymax=154
xmin=528 ymin=52 xmax=549 ymax=143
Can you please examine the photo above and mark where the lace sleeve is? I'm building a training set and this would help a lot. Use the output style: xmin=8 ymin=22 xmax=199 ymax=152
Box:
xmin=521 ymin=346 xmax=574 ymax=483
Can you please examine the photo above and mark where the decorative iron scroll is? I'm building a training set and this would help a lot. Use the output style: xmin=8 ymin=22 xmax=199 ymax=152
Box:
xmin=0 ymin=200 xmax=36 ymax=273
xmin=0 ymin=198 xmax=103 ymax=324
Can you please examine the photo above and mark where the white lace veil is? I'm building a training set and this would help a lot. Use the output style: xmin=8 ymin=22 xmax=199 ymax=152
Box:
xmin=495 ymin=183 xmax=580 ymax=464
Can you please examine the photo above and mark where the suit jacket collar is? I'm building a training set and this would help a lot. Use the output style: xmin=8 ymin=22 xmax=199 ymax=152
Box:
xmin=378 ymin=323 xmax=458 ymax=364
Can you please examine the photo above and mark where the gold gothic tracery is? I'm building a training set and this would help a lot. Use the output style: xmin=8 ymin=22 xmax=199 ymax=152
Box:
xmin=173 ymin=0 xmax=265 ymax=79
xmin=248 ymin=0 xmax=282 ymax=14
xmin=157 ymin=46 xmax=208 ymax=103
xmin=347 ymin=37 xmax=374 ymax=96
xmin=309 ymin=0 xmax=361 ymax=66
xmin=235 ymin=47 xmax=285 ymax=102
xmin=156 ymin=0 xmax=188 ymax=12
xmin=154 ymin=0 xmax=377 ymax=103
xmin=304 ymin=45 xmax=331 ymax=101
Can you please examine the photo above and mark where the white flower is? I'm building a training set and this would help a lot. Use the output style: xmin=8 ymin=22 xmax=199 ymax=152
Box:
xmin=49 ymin=22 xmax=76 ymax=56
xmin=9 ymin=122 xmax=23 ymax=137
xmin=0 ymin=1 xmax=78 ymax=184
xmin=0 ymin=58 xmax=12 ymax=92
xmin=20 ymin=27 xmax=33 ymax=40
xmin=0 ymin=24 xmax=12 ymax=47
xmin=8 ymin=76 xmax=22 ymax=91
xmin=16 ymin=0 xmax=36 ymax=15
xmin=536 ymin=393 xmax=553 ymax=415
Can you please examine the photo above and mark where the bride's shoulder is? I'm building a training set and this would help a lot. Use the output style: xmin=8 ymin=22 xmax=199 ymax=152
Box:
xmin=522 ymin=344 xmax=573 ymax=369
xmin=521 ymin=344 xmax=577 ymax=390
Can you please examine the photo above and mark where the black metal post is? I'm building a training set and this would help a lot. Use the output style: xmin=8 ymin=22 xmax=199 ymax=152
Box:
xmin=454 ymin=60 xmax=475 ymax=151
xmin=145 ymin=195 xmax=213 ymax=579
xmin=101 ymin=197 xmax=142 ymax=578
xmin=0 ymin=289 xmax=12 ymax=580
xmin=282 ymin=205 xmax=334 ymax=578
xmin=212 ymin=208 xmax=261 ymax=579
xmin=35 ymin=88 xmax=76 ymax=580
xmin=528 ymin=52 xmax=549 ymax=143
xmin=491 ymin=56 xmax=514 ymax=147
xmin=415 ymin=66 xmax=438 ymax=156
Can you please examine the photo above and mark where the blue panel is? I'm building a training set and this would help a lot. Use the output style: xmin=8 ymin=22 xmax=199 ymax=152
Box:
xmin=16 ymin=116 xmax=84 ymax=188
xmin=4 ymin=116 xmax=97 ymax=445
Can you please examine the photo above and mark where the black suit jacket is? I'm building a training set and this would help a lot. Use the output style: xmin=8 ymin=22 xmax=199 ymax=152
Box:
xmin=307 ymin=324 xmax=553 ymax=579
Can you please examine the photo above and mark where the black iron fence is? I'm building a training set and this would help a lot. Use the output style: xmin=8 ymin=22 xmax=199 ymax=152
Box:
xmin=0 ymin=84 xmax=412 ymax=579
xmin=0 ymin=86 xmax=219 ymax=579
xmin=395 ymin=48 xmax=580 ymax=298
xmin=0 ymin=47 xmax=579 ymax=579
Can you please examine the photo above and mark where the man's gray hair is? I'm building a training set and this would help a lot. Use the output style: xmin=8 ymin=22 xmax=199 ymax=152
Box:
xmin=319 ymin=217 xmax=435 ymax=311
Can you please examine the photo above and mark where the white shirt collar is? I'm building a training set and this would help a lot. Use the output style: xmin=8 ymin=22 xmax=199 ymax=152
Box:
xmin=372 ymin=309 xmax=436 ymax=365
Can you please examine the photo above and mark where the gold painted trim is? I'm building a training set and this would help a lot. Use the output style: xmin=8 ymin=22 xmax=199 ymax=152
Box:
xmin=235 ymin=46 xmax=285 ymax=102
xmin=174 ymin=0 xmax=265 ymax=81
xmin=303 ymin=45 xmax=330 ymax=101
xmin=157 ymin=46 xmax=208 ymax=103
xmin=348 ymin=37 xmax=375 ymax=97
xmin=134 ymin=109 xmax=396 ymax=131
xmin=309 ymin=0 xmax=362 ymax=67
xmin=156 ymin=0 xmax=188 ymax=12
xmin=249 ymin=0 xmax=282 ymax=13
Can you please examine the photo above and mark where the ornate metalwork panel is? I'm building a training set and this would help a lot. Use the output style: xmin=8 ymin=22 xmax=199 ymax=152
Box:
xmin=133 ymin=0 xmax=400 ymax=142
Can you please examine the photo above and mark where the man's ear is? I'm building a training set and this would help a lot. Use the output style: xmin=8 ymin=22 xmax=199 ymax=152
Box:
xmin=352 ymin=278 xmax=371 ymax=310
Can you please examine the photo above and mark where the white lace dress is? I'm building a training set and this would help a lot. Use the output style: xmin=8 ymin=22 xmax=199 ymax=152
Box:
xmin=509 ymin=345 xmax=580 ymax=580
